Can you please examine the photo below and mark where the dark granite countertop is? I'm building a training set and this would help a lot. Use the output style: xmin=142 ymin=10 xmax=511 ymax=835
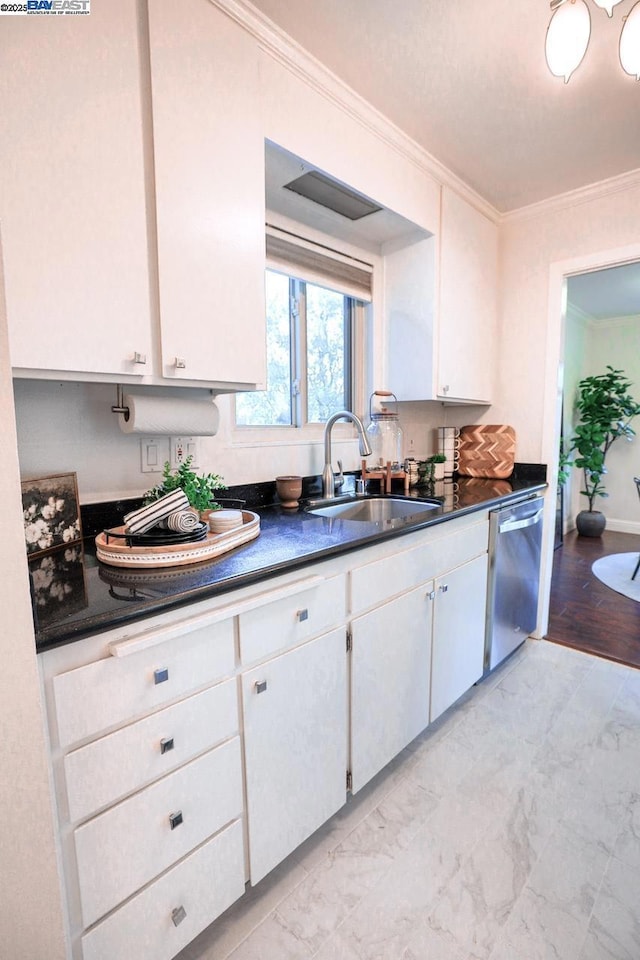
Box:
xmin=31 ymin=470 xmax=546 ymax=652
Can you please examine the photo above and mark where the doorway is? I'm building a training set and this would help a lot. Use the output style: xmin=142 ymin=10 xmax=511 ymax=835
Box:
xmin=544 ymin=258 xmax=640 ymax=666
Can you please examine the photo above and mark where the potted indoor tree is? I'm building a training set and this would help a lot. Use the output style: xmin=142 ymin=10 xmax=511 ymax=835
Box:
xmin=567 ymin=366 xmax=640 ymax=536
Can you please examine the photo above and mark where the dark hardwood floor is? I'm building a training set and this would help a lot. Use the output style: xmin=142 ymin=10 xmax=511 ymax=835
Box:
xmin=546 ymin=529 xmax=640 ymax=668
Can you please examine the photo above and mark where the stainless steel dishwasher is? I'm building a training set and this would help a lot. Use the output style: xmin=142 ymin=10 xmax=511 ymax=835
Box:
xmin=484 ymin=496 xmax=545 ymax=674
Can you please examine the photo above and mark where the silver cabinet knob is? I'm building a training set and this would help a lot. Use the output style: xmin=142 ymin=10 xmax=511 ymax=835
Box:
xmin=441 ymin=384 xmax=450 ymax=394
xmin=169 ymin=810 xmax=183 ymax=830
xmin=171 ymin=906 xmax=187 ymax=927
xmin=160 ymin=737 xmax=174 ymax=755
xmin=297 ymin=608 xmax=309 ymax=622
xmin=154 ymin=667 xmax=169 ymax=685
xmin=439 ymin=584 xmax=449 ymax=593
xmin=255 ymin=679 xmax=267 ymax=694
xmin=426 ymin=590 xmax=436 ymax=601
xmin=133 ymin=351 xmax=147 ymax=364
xmin=175 ymin=357 xmax=186 ymax=369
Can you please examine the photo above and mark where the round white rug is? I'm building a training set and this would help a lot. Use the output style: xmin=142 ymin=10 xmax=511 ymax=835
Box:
xmin=591 ymin=552 xmax=640 ymax=602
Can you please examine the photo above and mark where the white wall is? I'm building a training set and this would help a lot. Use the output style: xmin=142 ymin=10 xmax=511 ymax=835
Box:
xmin=0 ymin=240 xmax=67 ymax=958
xmin=585 ymin=316 xmax=640 ymax=531
xmin=498 ymin=184 xmax=640 ymax=463
xmin=562 ymin=305 xmax=589 ymax=530
xmin=499 ymin=182 xmax=640 ymax=631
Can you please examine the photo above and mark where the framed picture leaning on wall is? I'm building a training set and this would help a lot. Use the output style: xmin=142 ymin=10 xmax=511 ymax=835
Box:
xmin=21 ymin=471 xmax=82 ymax=558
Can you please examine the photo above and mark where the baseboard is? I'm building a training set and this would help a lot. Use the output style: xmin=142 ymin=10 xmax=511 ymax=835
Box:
xmin=605 ymin=519 xmax=640 ymax=535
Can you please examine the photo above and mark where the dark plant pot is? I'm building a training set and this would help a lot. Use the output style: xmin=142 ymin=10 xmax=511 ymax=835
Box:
xmin=576 ymin=510 xmax=606 ymax=537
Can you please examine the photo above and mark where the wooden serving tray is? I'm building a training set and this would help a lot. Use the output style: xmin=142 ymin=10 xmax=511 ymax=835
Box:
xmin=96 ymin=510 xmax=260 ymax=568
xmin=457 ymin=425 xmax=516 ymax=479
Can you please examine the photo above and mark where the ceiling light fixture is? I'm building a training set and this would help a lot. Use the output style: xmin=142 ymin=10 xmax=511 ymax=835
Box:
xmin=546 ymin=0 xmax=640 ymax=81
xmin=620 ymin=1 xmax=640 ymax=77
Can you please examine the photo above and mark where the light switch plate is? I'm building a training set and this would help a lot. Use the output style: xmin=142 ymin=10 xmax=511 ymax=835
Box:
xmin=140 ymin=437 xmax=170 ymax=473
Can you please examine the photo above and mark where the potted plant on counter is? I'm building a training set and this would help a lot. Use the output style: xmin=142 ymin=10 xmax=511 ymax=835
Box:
xmin=143 ymin=456 xmax=226 ymax=519
xmin=567 ymin=366 xmax=640 ymax=536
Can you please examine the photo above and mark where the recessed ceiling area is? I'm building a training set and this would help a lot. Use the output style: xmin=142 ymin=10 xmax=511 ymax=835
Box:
xmin=265 ymin=141 xmax=430 ymax=253
xmin=567 ymin=261 xmax=640 ymax=320
xmin=251 ymin=0 xmax=640 ymax=213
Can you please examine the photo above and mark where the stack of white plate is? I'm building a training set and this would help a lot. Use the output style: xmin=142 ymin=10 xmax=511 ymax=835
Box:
xmin=208 ymin=509 xmax=244 ymax=534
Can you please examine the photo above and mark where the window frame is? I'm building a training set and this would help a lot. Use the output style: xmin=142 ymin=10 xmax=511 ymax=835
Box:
xmin=231 ymin=220 xmax=379 ymax=448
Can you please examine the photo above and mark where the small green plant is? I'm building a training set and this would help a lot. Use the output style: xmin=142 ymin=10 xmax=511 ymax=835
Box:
xmin=567 ymin=366 xmax=640 ymax=512
xmin=143 ymin=457 xmax=226 ymax=513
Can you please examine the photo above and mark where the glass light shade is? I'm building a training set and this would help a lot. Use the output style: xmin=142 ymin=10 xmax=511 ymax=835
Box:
xmin=620 ymin=1 xmax=640 ymax=79
xmin=592 ymin=0 xmax=625 ymax=17
xmin=546 ymin=0 xmax=592 ymax=82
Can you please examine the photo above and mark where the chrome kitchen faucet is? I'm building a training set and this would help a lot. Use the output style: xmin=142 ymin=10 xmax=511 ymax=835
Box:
xmin=322 ymin=411 xmax=372 ymax=498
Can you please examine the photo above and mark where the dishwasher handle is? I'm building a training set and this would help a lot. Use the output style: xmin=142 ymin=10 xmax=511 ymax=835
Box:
xmin=498 ymin=508 xmax=544 ymax=534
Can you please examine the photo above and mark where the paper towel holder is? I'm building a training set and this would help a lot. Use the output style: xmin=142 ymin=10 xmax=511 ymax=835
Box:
xmin=111 ymin=384 xmax=130 ymax=420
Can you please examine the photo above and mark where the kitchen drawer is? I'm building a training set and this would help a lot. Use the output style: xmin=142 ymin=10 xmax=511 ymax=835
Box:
xmin=64 ymin=680 xmax=238 ymax=823
xmin=81 ymin=818 xmax=245 ymax=960
xmin=75 ymin=737 xmax=243 ymax=928
xmin=238 ymin=574 xmax=346 ymax=665
xmin=52 ymin=617 xmax=235 ymax=748
xmin=350 ymin=519 xmax=488 ymax=615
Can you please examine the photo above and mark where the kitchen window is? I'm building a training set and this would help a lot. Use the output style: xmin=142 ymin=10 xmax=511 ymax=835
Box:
xmin=235 ymin=228 xmax=372 ymax=430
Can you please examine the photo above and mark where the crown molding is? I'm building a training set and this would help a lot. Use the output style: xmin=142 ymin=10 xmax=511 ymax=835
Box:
xmin=567 ymin=302 xmax=640 ymax=328
xmin=591 ymin=312 xmax=640 ymax=328
xmin=566 ymin=302 xmax=595 ymax=326
xmin=501 ymin=167 xmax=640 ymax=226
xmin=210 ymin=0 xmax=500 ymax=224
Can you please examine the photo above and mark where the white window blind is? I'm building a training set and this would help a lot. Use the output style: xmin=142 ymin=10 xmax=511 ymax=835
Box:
xmin=265 ymin=226 xmax=373 ymax=302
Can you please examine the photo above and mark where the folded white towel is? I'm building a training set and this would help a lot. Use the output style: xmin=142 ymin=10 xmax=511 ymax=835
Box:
xmin=124 ymin=489 xmax=190 ymax=534
xmin=165 ymin=510 xmax=200 ymax=533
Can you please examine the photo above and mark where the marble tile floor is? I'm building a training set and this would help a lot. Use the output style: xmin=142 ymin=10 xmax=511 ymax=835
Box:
xmin=177 ymin=639 xmax=640 ymax=960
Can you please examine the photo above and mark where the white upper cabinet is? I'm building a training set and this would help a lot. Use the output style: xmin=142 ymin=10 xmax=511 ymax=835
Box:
xmin=436 ymin=187 xmax=498 ymax=404
xmin=1 ymin=0 xmax=152 ymax=378
xmin=148 ymin=0 xmax=266 ymax=387
xmin=385 ymin=234 xmax=437 ymax=401
xmin=385 ymin=186 xmax=497 ymax=405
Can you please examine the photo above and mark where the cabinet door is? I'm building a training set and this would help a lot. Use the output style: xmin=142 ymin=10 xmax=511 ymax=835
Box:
xmin=148 ymin=0 xmax=266 ymax=386
xmin=242 ymin=628 xmax=347 ymax=884
xmin=385 ymin=235 xmax=437 ymax=402
xmin=430 ymin=553 xmax=488 ymax=722
xmin=437 ymin=188 xmax=497 ymax=403
xmin=351 ymin=584 xmax=433 ymax=794
xmin=1 ymin=0 xmax=152 ymax=377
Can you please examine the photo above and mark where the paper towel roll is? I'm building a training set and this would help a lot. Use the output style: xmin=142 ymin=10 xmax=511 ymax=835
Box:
xmin=118 ymin=395 xmax=220 ymax=436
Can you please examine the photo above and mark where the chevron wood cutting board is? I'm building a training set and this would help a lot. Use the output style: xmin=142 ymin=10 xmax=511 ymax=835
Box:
xmin=457 ymin=425 xmax=516 ymax=479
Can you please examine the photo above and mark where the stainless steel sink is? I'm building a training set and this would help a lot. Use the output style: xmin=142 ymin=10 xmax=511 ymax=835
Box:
xmin=305 ymin=496 xmax=441 ymax=523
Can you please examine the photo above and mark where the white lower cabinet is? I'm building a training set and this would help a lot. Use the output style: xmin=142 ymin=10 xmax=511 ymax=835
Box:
xmin=81 ymin=820 xmax=245 ymax=960
xmin=40 ymin=516 xmax=492 ymax=960
xmin=351 ymin=585 xmax=433 ymax=793
xmin=75 ymin=739 xmax=243 ymax=928
xmin=242 ymin=627 xmax=348 ymax=884
xmin=430 ymin=554 xmax=488 ymax=722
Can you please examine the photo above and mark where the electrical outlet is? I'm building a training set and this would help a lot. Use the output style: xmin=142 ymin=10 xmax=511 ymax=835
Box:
xmin=170 ymin=436 xmax=199 ymax=469
xmin=140 ymin=437 xmax=170 ymax=473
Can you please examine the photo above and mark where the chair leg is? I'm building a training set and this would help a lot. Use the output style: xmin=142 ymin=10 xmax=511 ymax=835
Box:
xmin=633 ymin=554 xmax=640 ymax=581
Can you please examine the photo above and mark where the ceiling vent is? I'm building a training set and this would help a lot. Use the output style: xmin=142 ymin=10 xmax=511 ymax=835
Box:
xmin=283 ymin=170 xmax=383 ymax=221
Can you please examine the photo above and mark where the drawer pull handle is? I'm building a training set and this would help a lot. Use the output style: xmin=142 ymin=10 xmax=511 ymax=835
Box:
xmin=439 ymin=584 xmax=449 ymax=593
xmin=297 ymin=608 xmax=309 ymax=622
xmin=169 ymin=810 xmax=183 ymax=830
xmin=255 ymin=679 xmax=267 ymax=694
xmin=175 ymin=357 xmax=186 ymax=369
xmin=427 ymin=590 xmax=436 ymax=601
xmin=133 ymin=351 xmax=147 ymax=365
xmin=154 ymin=667 xmax=169 ymax=685
xmin=171 ymin=905 xmax=187 ymax=927
xmin=160 ymin=737 xmax=174 ymax=755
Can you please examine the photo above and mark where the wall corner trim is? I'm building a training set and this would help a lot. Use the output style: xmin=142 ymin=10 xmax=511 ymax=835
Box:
xmin=209 ymin=0 xmax=501 ymax=224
